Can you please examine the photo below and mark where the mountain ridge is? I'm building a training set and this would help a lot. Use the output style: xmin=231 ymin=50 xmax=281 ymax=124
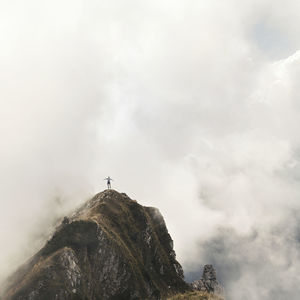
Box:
xmin=2 ymin=189 xmax=224 ymax=300
xmin=2 ymin=190 xmax=188 ymax=299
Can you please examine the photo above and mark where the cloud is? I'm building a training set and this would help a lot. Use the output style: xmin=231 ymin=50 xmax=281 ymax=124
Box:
xmin=1 ymin=1 xmax=300 ymax=299
xmin=177 ymin=49 xmax=300 ymax=299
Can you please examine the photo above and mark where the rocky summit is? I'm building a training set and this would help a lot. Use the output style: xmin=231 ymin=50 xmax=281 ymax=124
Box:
xmin=2 ymin=190 xmax=189 ymax=300
xmin=191 ymin=265 xmax=224 ymax=296
xmin=1 ymin=190 xmax=224 ymax=300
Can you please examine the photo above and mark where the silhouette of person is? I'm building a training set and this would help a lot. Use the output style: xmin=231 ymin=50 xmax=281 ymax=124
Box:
xmin=104 ymin=176 xmax=113 ymax=189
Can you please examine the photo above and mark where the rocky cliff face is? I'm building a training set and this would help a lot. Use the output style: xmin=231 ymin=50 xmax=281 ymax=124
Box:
xmin=2 ymin=190 xmax=189 ymax=300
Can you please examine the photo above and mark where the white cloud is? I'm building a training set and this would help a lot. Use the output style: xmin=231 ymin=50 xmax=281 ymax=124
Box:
xmin=1 ymin=1 xmax=300 ymax=299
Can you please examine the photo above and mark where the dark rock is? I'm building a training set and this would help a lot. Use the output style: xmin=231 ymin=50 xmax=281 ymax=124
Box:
xmin=191 ymin=264 xmax=224 ymax=296
xmin=62 ymin=217 xmax=69 ymax=225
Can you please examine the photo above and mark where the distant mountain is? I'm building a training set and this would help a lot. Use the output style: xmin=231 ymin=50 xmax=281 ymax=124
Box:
xmin=1 ymin=190 xmax=224 ymax=300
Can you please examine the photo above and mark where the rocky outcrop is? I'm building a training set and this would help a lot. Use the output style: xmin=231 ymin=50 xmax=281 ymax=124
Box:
xmin=191 ymin=265 xmax=224 ymax=296
xmin=2 ymin=190 xmax=189 ymax=300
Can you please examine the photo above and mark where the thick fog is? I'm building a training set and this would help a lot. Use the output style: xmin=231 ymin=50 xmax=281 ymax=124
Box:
xmin=1 ymin=1 xmax=300 ymax=299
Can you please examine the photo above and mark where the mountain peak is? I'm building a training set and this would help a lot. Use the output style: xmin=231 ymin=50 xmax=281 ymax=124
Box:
xmin=2 ymin=190 xmax=189 ymax=300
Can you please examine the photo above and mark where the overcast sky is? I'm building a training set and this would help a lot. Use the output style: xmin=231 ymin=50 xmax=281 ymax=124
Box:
xmin=1 ymin=1 xmax=300 ymax=299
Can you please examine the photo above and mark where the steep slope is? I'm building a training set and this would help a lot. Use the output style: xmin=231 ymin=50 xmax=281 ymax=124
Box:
xmin=2 ymin=190 xmax=189 ymax=300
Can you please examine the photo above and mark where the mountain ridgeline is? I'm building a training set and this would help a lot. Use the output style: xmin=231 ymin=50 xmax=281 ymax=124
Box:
xmin=1 ymin=190 xmax=224 ymax=300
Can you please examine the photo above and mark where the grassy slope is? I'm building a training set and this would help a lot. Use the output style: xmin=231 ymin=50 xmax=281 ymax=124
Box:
xmin=167 ymin=291 xmax=224 ymax=300
xmin=80 ymin=190 xmax=188 ymax=294
xmin=3 ymin=190 xmax=189 ymax=299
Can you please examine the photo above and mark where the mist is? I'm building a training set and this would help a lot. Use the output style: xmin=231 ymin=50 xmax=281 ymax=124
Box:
xmin=1 ymin=1 xmax=300 ymax=299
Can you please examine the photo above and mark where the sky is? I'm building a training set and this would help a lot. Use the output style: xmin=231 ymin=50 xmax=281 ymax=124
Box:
xmin=1 ymin=1 xmax=300 ymax=299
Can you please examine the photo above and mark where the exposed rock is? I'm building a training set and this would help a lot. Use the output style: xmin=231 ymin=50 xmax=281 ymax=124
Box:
xmin=2 ymin=190 xmax=189 ymax=300
xmin=191 ymin=264 xmax=224 ymax=296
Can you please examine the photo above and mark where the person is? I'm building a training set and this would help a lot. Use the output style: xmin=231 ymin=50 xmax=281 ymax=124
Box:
xmin=104 ymin=176 xmax=113 ymax=189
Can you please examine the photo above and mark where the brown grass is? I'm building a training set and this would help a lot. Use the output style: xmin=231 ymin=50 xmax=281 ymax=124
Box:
xmin=167 ymin=291 xmax=225 ymax=300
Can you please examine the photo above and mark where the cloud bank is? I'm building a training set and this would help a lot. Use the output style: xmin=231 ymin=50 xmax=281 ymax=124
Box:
xmin=1 ymin=1 xmax=300 ymax=299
